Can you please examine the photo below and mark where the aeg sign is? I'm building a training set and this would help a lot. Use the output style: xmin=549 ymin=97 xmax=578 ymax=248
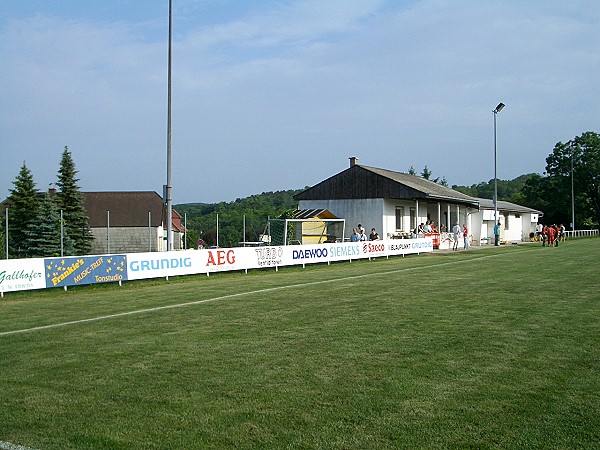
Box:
xmin=206 ymin=249 xmax=236 ymax=266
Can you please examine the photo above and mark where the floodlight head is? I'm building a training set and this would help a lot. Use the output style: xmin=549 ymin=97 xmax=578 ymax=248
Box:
xmin=494 ymin=102 xmax=505 ymax=114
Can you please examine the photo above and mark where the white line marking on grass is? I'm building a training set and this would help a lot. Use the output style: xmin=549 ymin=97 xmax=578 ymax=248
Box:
xmin=0 ymin=442 xmax=38 ymax=450
xmin=0 ymin=253 xmax=503 ymax=337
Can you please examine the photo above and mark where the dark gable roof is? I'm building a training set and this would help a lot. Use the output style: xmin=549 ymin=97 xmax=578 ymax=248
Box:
xmin=83 ymin=191 xmax=164 ymax=228
xmin=294 ymin=164 xmax=479 ymax=207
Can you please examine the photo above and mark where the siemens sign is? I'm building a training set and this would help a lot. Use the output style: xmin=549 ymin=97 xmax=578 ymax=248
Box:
xmin=328 ymin=244 xmax=360 ymax=259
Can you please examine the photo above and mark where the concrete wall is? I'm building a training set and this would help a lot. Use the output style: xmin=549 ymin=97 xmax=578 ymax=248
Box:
xmin=90 ymin=227 xmax=164 ymax=254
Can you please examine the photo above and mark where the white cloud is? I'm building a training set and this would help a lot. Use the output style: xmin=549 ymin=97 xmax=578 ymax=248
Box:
xmin=1 ymin=0 xmax=599 ymax=202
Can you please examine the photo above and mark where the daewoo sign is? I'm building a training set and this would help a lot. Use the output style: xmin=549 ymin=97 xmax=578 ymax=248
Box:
xmin=292 ymin=247 xmax=328 ymax=260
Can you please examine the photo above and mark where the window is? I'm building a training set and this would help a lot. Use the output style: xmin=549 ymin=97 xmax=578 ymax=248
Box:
xmin=395 ymin=206 xmax=404 ymax=231
xmin=410 ymin=207 xmax=416 ymax=231
xmin=504 ymin=213 xmax=510 ymax=230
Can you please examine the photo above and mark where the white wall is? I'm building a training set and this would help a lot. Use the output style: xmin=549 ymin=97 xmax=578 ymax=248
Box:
xmin=300 ymin=199 xmax=537 ymax=244
xmin=503 ymin=214 xmax=523 ymax=242
xmin=472 ymin=210 xmax=538 ymax=243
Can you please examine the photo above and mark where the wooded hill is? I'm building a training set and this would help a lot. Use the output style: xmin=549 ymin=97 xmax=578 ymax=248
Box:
xmin=175 ymin=175 xmax=542 ymax=248
xmin=175 ymin=189 xmax=304 ymax=248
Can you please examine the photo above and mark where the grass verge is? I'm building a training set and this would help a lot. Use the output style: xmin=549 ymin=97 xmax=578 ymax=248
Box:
xmin=1 ymin=240 xmax=599 ymax=449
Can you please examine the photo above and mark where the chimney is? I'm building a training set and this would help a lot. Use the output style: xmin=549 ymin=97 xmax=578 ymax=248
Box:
xmin=48 ymin=187 xmax=57 ymax=196
xmin=349 ymin=156 xmax=359 ymax=167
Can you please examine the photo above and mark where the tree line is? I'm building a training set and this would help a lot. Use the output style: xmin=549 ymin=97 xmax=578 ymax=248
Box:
xmin=1 ymin=147 xmax=92 ymax=259
xmin=3 ymin=132 xmax=598 ymax=258
xmin=177 ymin=131 xmax=600 ymax=247
xmin=175 ymin=190 xmax=302 ymax=249
xmin=453 ymin=131 xmax=600 ymax=228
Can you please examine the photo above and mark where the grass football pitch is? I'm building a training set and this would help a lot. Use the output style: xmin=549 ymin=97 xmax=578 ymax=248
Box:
xmin=1 ymin=239 xmax=599 ymax=449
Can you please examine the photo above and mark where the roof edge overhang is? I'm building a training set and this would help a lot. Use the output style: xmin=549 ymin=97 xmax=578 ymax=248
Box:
xmin=424 ymin=194 xmax=480 ymax=208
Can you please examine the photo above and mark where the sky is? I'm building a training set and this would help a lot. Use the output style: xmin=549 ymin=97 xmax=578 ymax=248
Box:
xmin=1 ymin=0 xmax=599 ymax=204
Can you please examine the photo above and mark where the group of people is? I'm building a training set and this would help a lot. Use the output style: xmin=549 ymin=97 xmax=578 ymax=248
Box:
xmin=415 ymin=220 xmax=438 ymax=235
xmin=535 ymin=223 xmax=565 ymax=247
xmin=351 ymin=220 xmax=474 ymax=249
xmin=452 ymin=223 xmax=469 ymax=251
xmin=350 ymin=223 xmax=381 ymax=242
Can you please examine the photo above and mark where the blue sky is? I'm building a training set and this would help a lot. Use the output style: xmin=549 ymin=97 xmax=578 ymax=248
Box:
xmin=1 ymin=0 xmax=599 ymax=204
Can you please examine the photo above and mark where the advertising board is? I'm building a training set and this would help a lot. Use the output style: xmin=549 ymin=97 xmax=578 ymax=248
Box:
xmin=1 ymin=237 xmax=434 ymax=294
xmin=387 ymin=238 xmax=434 ymax=256
xmin=126 ymin=250 xmax=202 ymax=280
xmin=44 ymin=255 xmax=128 ymax=288
xmin=0 ymin=258 xmax=46 ymax=293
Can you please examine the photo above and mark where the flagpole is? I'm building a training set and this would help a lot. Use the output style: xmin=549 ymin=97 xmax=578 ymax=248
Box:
xmin=166 ymin=0 xmax=173 ymax=251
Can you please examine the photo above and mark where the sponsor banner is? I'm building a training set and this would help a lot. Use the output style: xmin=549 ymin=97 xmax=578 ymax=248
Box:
xmin=252 ymin=246 xmax=285 ymax=268
xmin=45 ymin=255 xmax=127 ymax=288
xmin=281 ymin=242 xmax=367 ymax=266
xmin=360 ymin=241 xmax=387 ymax=258
xmin=283 ymin=244 xmax=332 ymax=265
xmin=387 ymin=237 xmax=434 ymax=256
xmin=202 ymin=247 xmax=257 ymax=273
xmin=126 ymin=250 xmax=203 ymax=280
xmin=0 ymin=258 xmax=46 ymax=293
xmin=2 ymin=237 xmax=436 ymax=293
xmin=325 ymin=242 xmax=363 ymax=262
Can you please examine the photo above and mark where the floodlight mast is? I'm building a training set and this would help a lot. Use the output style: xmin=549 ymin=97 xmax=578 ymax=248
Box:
xmin=493 ymin=102 xmax=505 ymax=228
xmin=166 ymin=0 xmax=173 ymax=251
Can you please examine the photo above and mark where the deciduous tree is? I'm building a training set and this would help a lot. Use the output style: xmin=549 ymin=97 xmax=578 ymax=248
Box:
xmin=545 ymin=131 xmax=600 ymax=227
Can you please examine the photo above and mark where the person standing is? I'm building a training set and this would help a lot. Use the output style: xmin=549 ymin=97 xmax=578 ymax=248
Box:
xmin=547 ymin=224 xmax=556 ymax=247
xmin=369 ymin=228 xmax=380 ymax=240
xmin=542 ymin=225 xmax=548 ymax=247
xmin=535 ymin=222 xmax=543 ymax=241
xmin=463 ymin=225 xmax=469 ymax=250
xmin=358 ymin=227 xmax=368 ymax=241
xmin=559 ymin=224 xmax=566 ymax=242
xmin=494 ymin=221 xmax=501 ymax=246
xmin=350 ymin=228 xmax=360 ymax=242
xmin=452 ymin=222 xmax=462 ymax=251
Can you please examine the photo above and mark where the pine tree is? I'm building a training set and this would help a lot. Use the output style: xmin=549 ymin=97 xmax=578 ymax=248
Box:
xmin=56 ymin=146 xmax=93 ymax=255
xmin=0 ymin=214 xmax=5 ymax=259
xmin=421 ymin=165 xmax=432 ymax=180
xmin=6 ymin=162 xmax=40 ymax=258
xmin=24 ymin=194 xmax=75 ymax=257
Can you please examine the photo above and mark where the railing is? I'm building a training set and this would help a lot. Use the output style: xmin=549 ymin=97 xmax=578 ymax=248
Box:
xmin=564 ymin=229 xmax=599 ymax=239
